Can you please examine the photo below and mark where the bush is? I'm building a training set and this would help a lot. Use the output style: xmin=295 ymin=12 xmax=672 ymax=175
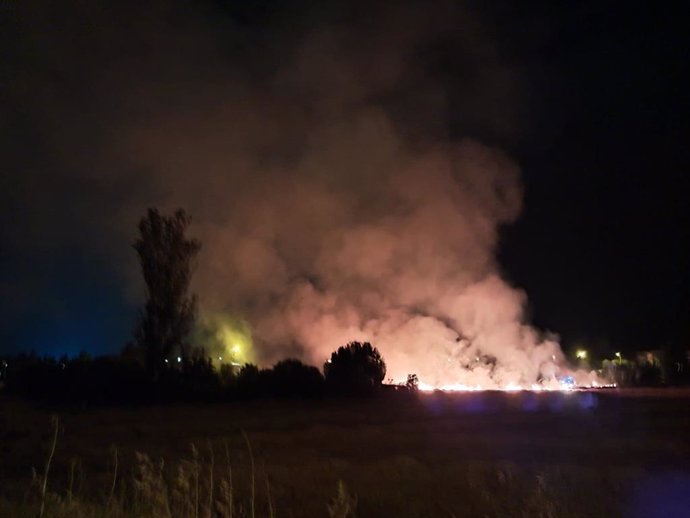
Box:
xmin=3 ymin=352 xmax=150 ymax=404
xmin=159 ymin=354 xmax=221 ymax=401
xmin=2 ymin=343 xmax=384 ymax=403
xmin=406 ymin=373 xmax=419 ymax=392
xmin=236 ymin=363 xmax=270 ymax=398
xmin=324 ymin=341 xmax=386 ymax=396
xmin=269 ymin=359 xmax=324 ymax=398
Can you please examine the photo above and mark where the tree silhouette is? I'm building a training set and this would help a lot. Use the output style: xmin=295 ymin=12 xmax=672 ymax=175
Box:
xmin=270 ymin=359 xmax=324 ymax=397
xmin=324 ymin=341 xmax=386 ymax=396
xmin=133 ymin=208 xmax=201 ymax=379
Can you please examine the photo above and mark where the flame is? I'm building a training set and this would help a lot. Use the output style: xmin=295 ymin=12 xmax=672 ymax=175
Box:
xmin=414 ymin=378 xmax=615 ymax=393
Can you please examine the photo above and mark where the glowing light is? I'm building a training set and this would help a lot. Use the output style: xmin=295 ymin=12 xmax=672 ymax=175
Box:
xmin=177 ymin=356 xmax=182 ymax=363
xmin=213 ymin=318 xmax=252 ymax=362
xmin=559 ymin=376 xmax=575 ymax=391
xmin=196 ymin=314 xmax=254 ymax=365
xmin=413 ymin=374 xmax=616 ymax=393
xmin=615 ymin=352 xmax=621 ymax=358
xmin=576 ymin=350 xmax=587 ymax=360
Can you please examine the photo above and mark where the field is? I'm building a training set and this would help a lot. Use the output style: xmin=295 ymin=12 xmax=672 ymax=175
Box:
xmin=2 ymin=389 xmax=690 ymax=517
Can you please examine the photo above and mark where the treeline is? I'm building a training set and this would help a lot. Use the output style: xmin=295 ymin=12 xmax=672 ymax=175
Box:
xmin=0 ymin=211 xmax=420 ymax=406
xmin=0 ymin=341 xmax=413 ymax=405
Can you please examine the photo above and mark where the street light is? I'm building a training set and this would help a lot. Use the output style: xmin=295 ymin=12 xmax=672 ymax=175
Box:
xmin=576 ymin=350 xmax=587 ymax=360
xmin=615 ymin=352 xmax=622 ymax=365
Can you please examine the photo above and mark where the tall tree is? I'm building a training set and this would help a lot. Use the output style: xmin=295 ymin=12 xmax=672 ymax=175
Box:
xmin=133 ymin=208 xmax=201 ymax=378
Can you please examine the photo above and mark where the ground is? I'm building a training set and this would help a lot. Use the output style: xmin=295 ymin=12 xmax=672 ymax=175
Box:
xmin=1 ymin=389 xmax=690 ymax=517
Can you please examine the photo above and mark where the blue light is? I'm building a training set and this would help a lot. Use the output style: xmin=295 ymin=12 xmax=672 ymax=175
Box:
xmin=559 ymin=375 xmax=575 ymax=388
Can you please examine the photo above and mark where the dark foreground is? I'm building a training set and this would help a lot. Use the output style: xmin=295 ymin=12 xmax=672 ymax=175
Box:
xmin=2 ymin=389 xmax=690 ymax=517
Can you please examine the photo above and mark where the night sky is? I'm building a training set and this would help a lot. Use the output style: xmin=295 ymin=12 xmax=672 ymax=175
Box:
xmin=1 ymin=0 xmax=688 ymax=358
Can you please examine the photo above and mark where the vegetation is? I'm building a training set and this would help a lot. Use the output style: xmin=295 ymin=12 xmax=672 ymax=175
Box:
xmin=0 ymin=416 xmax=358 ymax=518
xmin=2 ymin=349 xmax=394 ymax=404
xmin=3 ymin=391 xmax=684 ymax=517
xmin=3 ymin=342 xmax=684 ymax=405
xmin=268 ymin=359 xmax=324 ymax=398
xmin=133 ymin=208 xmax=201 ymax=380
xmin=324 ymin=342 xmax=386 ymax=396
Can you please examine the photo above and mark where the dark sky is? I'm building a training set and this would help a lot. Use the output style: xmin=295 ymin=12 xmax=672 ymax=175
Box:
xmin=494 ymin=1 xmax=689 ymax=351
xmin=1 ymin=0 xmax=687 ymax=358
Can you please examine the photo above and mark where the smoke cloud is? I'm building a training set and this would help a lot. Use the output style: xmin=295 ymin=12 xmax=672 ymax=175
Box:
xmin=3 ymin=1 xmax=585 ymax=386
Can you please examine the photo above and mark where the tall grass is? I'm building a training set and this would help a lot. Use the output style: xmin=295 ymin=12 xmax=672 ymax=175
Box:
xmin=0 ymin=415 xmax=621 ymax=517
xmin=3 ymin=416 xmax=357 ymax=518
xmin=38 ymin=416 xmax=59 ymax=518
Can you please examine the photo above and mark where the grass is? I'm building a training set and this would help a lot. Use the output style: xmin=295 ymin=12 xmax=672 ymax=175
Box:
xmin=0 ymin=418 xmax=342 ymax=518
xmin=1 ymin=390 xmax=690 ymax=517
xmin=1 ymin=440 xmax=603 ymax=518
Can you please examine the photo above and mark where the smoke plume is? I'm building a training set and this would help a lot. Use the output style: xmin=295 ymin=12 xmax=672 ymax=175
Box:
xmin=3 ymin=1 xmax=585 ymax=386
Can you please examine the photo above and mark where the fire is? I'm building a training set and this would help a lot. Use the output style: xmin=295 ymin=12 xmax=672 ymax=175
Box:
xmin=415 ymin=378 xmax=616 ymax=393
xmin=418 ymin=382 xmax=483 ymax=392
xmin=412 ymin=368 xmax=616 ymax=392
xmin=416 ymin=381 xmax=569 ymax=393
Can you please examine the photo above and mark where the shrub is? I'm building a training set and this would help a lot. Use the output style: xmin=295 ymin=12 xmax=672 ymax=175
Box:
xmin=236 ymin=363 xmax=270 ymax=397
xmin=269 ymin=359 xmax=324 ymax=398
xmin=324 ymin=341 xmax=386 ymax=396
xmin=406 ymin=373 xmax=419 ymax=392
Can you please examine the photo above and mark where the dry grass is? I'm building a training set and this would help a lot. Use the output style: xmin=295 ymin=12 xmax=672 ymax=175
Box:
xmin=2 ymin=391 xmax=689 ymax=517
xmin=1 ymin=435 xmax=593 ymax=518
xmin=2 ymin=415 xmax=350 ymax=518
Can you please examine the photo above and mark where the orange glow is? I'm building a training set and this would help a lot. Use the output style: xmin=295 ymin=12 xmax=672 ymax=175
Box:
xmin=415 ymin=378 xmax=615 ymax=393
